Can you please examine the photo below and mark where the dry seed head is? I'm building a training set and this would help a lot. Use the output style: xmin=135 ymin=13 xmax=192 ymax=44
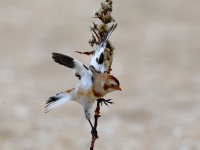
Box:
xmin=104 ymin=14 xmax=114 ymax=23
xmin=97 ymin=24 xmax=108 ymax=33
xmin=104 ymin=47 xmax=114 ymax=72
xmin=93 ymin=9 xmax=101 ymax=16
xmin=106 ymin=0 xmax=113 ymax=5
xmin=88 ymin=0 xmax=116 ymax=74
xmin=101 ymin=2 xmax=112 ymax=12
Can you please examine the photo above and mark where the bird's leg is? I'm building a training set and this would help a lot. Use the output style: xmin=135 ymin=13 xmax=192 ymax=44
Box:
xmin=88 ymin=119 xmax=98 ymax=139
xmin=97 ymin=98 xmax=114 ymax=106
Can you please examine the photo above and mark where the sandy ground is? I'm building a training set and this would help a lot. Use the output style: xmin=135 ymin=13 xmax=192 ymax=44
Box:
xmin=0 ymin=0 xmax=200 ymax=150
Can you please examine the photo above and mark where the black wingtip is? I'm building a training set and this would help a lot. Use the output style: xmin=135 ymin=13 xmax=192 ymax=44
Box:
xmin=101 ymin=23 xmax=117 ymax=44
xmin=52 ymin=52 xmax=75 ymax=68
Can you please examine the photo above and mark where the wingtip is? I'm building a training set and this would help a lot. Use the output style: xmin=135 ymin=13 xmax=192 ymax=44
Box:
xmin=51 ymin=53 xmax=75 ymax=68
xmin=101 ymin=23 xmax=117 ymax=44
xmin=52 ymin=52 xmax=58 ymax=57
xmin=108 ymin=23 xmax=117 ymax=33
xmin=113 ymin=23 xmax=117 ymax=31
xmin=52 ymin=52 xmax=59 ymax=61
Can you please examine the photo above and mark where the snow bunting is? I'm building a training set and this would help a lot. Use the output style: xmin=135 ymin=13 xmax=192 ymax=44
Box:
xmin=45 ymin=24 xmax=121 ymax=131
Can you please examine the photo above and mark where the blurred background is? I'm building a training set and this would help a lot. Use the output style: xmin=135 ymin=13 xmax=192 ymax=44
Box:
xmin=0 ymin=0 xmax=200 ymax=150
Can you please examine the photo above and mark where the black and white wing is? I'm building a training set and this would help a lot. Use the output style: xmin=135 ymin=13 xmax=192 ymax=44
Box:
xmin=89 ymin=24 xmax=117 ymax=73
xmin=52 ymin=53 xmax=91 ymax=79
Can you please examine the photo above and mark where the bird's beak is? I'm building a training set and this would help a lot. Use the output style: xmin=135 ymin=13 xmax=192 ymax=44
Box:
xmin=115 ymin=86 xmax=122 ymax=91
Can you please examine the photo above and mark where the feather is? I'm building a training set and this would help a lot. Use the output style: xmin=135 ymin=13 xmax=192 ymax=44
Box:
xmin=45 ymin=92 xmax=71 ymax=113
xmin=52 ymin=53 xmax=92 ymax=79
xmin=90 ymin=24 xmax=117 ymax=73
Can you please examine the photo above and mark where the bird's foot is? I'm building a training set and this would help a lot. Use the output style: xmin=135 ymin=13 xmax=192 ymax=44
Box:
xmin=91 ymin=127 xmax=99 ymax=139
xmin=97 ymin=98 xmax=114 ymax=106
xmin=88 ymin=119 xmax=99 ymax=139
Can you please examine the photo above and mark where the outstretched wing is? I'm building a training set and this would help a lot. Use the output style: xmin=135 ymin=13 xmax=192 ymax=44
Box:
xmin=52 ymin=53 xmax=91 ymax=79
xmin=90 ymin=24 xmax=117 ymax=73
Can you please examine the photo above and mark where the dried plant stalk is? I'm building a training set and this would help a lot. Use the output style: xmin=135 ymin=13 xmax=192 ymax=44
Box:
xmin=77 ymin=0 xmax=116 ymax=149
xmin=90 ymin=1 xmax=116 ymax=149
xmin=89 ymin=0 xmax=115 ymax=74
xmin=77 ymin=0 xmax=116 ymax=74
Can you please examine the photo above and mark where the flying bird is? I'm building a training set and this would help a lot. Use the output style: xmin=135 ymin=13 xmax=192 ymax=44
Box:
xmin=45 ymin=24 xmax=121 ymax=134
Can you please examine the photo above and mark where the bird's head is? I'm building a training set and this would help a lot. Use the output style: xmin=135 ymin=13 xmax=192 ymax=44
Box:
xmin=103 ymin=74 xmax=121 ymax=93
xmin=92 ymin=73 xmax=121 ymax=98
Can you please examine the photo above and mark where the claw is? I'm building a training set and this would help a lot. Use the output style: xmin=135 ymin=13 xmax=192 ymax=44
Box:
xmin=97 ymin=98 xmax=114 ymax=107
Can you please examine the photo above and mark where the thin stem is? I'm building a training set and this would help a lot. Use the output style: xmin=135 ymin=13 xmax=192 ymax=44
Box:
xmin=90 ymin=100 xmax=101 ymax=150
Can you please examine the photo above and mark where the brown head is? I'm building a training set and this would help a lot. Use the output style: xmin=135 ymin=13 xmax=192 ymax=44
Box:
xmin=104 ymin=74 xmax=121 ymax=92
xmin=92 ymin=73 xmax=121 ymax=98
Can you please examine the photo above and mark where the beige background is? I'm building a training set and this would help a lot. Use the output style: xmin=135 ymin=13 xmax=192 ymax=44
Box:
xmin=0 ymin=0 xmax=200 ymax=150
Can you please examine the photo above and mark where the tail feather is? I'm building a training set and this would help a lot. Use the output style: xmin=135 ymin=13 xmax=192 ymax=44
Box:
xmin=45 ymin=92 xmax=71 ymax=113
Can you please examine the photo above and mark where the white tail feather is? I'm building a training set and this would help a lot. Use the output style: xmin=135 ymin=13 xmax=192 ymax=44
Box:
xmin=45 ymin=92 xmax=71 ymax=113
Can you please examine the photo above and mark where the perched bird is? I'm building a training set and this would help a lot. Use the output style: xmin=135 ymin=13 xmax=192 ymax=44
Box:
xmin=45 ymin=24 xmax=121 ymax=133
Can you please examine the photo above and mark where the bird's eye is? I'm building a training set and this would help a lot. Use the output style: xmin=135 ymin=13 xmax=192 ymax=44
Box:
xmin=111 ymin=84 xmax=114 ymax=87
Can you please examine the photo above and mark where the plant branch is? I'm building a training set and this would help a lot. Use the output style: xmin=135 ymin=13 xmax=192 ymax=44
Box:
xmin=77 ymin=0 xmax=116 ymax=149
xmin=90 ymin=99 xmax=101 ymax=150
